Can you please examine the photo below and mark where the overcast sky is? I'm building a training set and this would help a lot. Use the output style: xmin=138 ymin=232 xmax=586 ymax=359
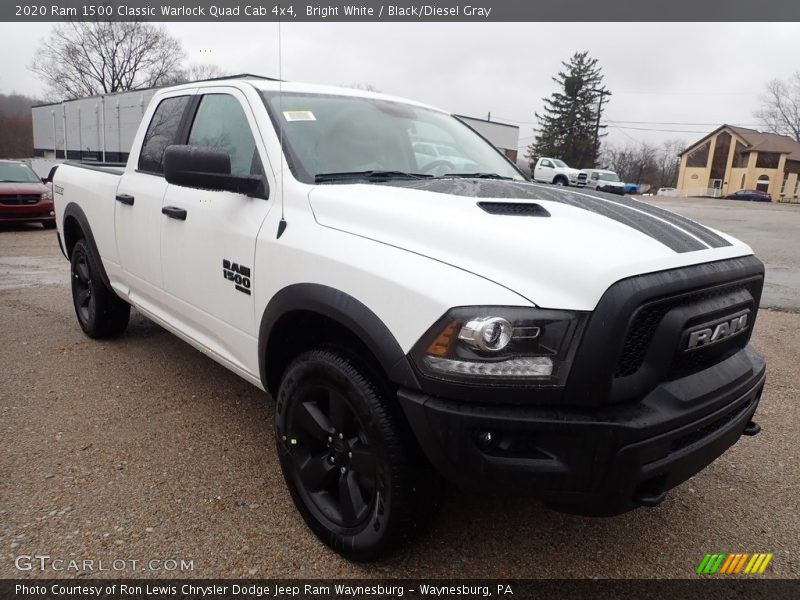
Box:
xmin=2 ymin=22 xmax=799 ymax=152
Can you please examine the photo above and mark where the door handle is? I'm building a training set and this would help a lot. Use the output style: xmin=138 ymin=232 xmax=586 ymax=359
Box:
xmin=115 ymin=194 xmax=135 ymax=206
xmin=161 ymin=206 xmax=187 ymax=221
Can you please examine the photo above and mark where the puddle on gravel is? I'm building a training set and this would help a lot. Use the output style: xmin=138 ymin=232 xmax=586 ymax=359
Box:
xmin=0 ymin=255 xmax=68 ymax=290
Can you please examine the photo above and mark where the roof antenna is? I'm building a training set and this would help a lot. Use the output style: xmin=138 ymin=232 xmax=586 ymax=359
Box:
xmin=276 ymin=4 xmax=287 ymax=239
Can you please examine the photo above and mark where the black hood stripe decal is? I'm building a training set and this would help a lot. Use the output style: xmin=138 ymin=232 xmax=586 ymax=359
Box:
xmin=610 ymin=196 xmax=733 ymax=248
xmin=531 ymin=186 xmax=707 ymax=253
xmin=385 ymin=178 xmax=724 ymax=254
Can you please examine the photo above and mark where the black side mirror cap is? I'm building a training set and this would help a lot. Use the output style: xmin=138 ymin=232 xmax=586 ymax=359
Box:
xmin=164 ymin=145 xmax=267 ymax=198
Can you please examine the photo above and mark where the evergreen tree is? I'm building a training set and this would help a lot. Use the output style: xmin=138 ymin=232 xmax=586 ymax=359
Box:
xmin=527 ymin=52 xmax=610 ymax=169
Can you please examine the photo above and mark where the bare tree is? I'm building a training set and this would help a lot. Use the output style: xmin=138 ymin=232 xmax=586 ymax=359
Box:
xmin=602 ymin=138 xmax=684 ymax=190
xmin=30 ymin=22 xmax=185 ymax=100
xmin=0 ymin=93 xmax=37 ymax=158
xmin=755 ymin=73 xmax=800 ymax=142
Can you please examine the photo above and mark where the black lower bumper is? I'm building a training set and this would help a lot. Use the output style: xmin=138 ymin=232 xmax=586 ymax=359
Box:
xmin=398 ymin=346 xmax=765 ymax=516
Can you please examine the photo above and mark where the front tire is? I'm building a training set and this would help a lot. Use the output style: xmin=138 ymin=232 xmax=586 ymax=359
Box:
xmin=275 ymin=347 xmax=440 ymax=561
xmin=70 ymin=239 xmax=130 ymax=338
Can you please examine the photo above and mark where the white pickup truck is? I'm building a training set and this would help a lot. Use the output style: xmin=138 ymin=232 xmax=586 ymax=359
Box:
xmin=54 ymin=78 xmax=766 ymax=561
xmin=531 ymin=156 xmax=587 ymax=187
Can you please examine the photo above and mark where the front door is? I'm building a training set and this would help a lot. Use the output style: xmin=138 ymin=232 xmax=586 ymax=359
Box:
xmin=159 ymin=88 xmax=274 ymax=374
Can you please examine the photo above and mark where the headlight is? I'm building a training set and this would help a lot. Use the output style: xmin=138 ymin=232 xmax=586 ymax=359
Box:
xmin=410 ymin=307 xmax=588 ymax=386
xmin=41 ymin=190 xmax=53 ymax=202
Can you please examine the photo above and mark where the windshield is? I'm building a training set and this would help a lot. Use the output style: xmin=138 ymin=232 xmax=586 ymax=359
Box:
xmin=0 ymin=163 xmax=40 ymax=183
xmin=553 ymin=159 xmax=568 ymax=168
xmin=261 ymin=92 xmax=524 ymax=183
xmin=598 ymin=172 xmax=620 ymax=182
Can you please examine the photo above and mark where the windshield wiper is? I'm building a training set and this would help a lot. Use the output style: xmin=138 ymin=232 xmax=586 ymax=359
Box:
xmin=440 ymin=172 xmax=513 ymax=180
xmin=314 ymin=170 xmax=432 ymax=183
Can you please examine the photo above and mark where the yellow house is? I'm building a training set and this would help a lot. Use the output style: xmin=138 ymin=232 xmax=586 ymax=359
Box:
xmin=677 ymin=125 xmax=800 ymax=202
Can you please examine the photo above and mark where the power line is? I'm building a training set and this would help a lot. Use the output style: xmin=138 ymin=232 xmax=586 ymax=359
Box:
xmin=607 ymin=119 xmax=761 ymax=127
xmin=610 ymin=125 xmax=716 ymax=133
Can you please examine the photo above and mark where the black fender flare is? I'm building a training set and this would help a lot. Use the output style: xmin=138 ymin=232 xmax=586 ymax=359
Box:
xmin=258 ymin=283 xmax=419 ymax=392
xmin=62 ymin=202 xmax=113 ymax=290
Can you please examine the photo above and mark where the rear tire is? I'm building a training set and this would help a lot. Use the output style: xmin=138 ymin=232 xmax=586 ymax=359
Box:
xmin=275 ymin=347 xmax=441 ymax=561
xmin=70 ymin=239 xmax=130 ymax=338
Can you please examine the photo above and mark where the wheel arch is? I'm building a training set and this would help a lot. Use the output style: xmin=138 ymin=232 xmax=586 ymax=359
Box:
xmin=61 ymin=202 xmax=113 ymax=290
xmin=258 ymin=284 xmax=419 ymax=396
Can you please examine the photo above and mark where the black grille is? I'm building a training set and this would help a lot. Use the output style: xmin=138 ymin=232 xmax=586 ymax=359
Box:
xmin=0 ymin=194 xmax=40 ymax=205
xmin=477 ymin=201 xmax=550 ymax=217
xmin=614 ymin=281 xmax=754 ymax=378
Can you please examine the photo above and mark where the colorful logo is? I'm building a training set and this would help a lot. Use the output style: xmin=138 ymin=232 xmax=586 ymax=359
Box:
xmin=697 ymin=553 xmax=773 ymax=575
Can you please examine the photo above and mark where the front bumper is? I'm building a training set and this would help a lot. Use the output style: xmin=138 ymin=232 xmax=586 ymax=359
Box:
xmin=0 ymin=202 xmax=55 ymax=224
xmin=398 ymin=345 xmax=765 ymax=516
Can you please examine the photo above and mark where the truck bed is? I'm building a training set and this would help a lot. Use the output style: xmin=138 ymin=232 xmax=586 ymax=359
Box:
xmin=53 ymin=162 xmax=124 ymax=268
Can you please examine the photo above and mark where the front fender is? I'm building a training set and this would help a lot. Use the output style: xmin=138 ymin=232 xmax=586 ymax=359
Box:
xmin=258 ymin=283 xmax=420 ymax=393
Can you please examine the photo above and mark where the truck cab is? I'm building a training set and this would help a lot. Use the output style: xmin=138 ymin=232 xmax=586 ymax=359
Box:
xmin=532 ymin=157 xmax=587 ymax=187
xmin=53 ymin=78 xmax=766 ymax=562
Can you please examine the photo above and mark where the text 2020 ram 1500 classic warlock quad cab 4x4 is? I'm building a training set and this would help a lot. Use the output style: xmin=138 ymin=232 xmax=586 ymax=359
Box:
xmin=53 ymin=78 xmax=766 ymax=561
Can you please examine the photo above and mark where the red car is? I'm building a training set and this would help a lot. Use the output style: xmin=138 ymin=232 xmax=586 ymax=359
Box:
xmin=0 ymin=160 xmax=55 ymax=228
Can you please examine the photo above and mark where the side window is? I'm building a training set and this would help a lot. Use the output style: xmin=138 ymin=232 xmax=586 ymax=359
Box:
xmin=138 ymin=96 xmax=190 ymax=174
xmin=541 ymin=159 xmax=553 ymax=168
xmin=188 ymin=94 xmax=259 ymax=176
xmin=591 ymin=172 xmax=599 ymax=180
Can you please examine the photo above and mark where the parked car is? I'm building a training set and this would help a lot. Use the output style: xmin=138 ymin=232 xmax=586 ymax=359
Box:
xmin=623 ymin=182 xmax=639 ymax=194
xmin=582 ymin=168 xmax=626 ymax=194
xmin=657 ymin=187 xmax=679 ymax=197
xmin=54 ymin=78 xmax=766 ymax=561
xmin=724 ymin=189 xmax=772 ymax=203
xmin=0 ymin=160 xmax=55 ymax=228
xmin=532 ymin=157 xmax=587 ymax=186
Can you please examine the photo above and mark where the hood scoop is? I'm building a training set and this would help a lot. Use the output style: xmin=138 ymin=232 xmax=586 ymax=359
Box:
xmin=477 ymin=201 xmax=550 ymax=217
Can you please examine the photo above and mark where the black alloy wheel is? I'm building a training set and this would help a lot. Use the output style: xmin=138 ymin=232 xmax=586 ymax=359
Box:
xmin=275 ymin=347 xmax=441 ymax=560
xmin=69 ymin=239 xmax=130 ymax=338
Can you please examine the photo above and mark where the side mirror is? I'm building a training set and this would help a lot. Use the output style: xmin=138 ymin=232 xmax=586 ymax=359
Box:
xmin=164 ymin=145 xmax=266 ymax=198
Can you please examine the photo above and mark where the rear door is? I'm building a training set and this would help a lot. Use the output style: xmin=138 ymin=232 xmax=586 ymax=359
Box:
xmin=115 ymin=91 xmax=195 ymax=305
xmin=159 ymin=87 xmax=274 ymax=374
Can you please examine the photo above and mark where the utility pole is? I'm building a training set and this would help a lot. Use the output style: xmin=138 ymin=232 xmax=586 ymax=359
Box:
xmin=592 ymin=88 xmax=611 ymax=167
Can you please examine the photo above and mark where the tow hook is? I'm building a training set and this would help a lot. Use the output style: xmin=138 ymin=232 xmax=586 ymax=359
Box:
xmin=743 ymin=421 xmax=761 ymax=436
xmin=633 ymin=477 xmax=667 ymax=507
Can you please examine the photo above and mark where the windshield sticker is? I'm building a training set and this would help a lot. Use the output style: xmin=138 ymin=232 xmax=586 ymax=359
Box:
xmin=283 ymin=110 xmax=316 ymax=122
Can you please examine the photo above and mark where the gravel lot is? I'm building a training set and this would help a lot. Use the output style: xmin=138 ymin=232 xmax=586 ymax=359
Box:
xmin=1 ymin=207 xmax=798 ymax=579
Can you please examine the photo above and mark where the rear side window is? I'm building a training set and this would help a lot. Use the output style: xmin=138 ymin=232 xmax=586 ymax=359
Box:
xmin=188 ymin=94 xmax=259 ymax=176
xmin=138 ymin=96 xmax=190 ymax=174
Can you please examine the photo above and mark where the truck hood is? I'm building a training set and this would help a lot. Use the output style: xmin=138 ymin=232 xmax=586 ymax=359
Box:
xmin=0 ymin=182 xmax=47 ymax=196
xmin=307 ymin=179 xmax=753 ymax=310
